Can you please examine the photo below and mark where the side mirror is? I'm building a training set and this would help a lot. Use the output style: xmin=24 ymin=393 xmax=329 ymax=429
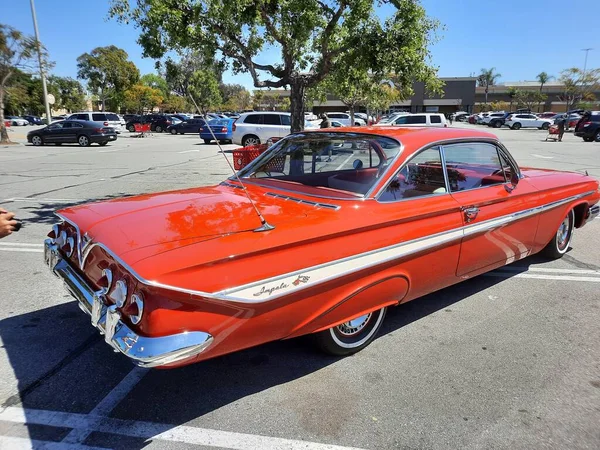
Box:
xmin=505 ymin=171 xmax=519 ymax=193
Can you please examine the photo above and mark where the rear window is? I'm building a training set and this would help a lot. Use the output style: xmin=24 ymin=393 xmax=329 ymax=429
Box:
xmin=263 ymin=115 xmax=281 ymax=125
xmin=92 ymin=113 xmax=107 ymax=121
xmin=105 ymin=114 xmax=120 ymax=121
xmin=407 ymin=115 xmax=427 ymax=124
xmin=430 ymin=115 xmax=442 ymax=123
xmin=244 ymin=114 xmax=263 ymax=124
xmin=281 ymin=115 xmax=291 ymax=126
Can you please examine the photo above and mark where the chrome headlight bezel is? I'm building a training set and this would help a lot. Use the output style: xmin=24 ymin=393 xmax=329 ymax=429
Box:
xmin=130 ymin=293 xmax=144 ymax=325
xmin=110 ymin=279 xmax=128 ymax=308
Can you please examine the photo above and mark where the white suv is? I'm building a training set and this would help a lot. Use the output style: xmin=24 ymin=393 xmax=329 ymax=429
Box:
xmin=68 ymin=112 xmax=125 ymax=133
xmin=374 ymin=113 xmax=448 ymax=127
xmin=325 ymin=112 xmax=366 ymax=126
xmin=503 ymin=113 xmax=552 ymax=130
xmin=233 ymin=112 xmax=296 ymax=146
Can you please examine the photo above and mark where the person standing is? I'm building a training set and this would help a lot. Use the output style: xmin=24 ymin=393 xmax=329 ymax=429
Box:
xmin=556 ymin=116 xmax=566 ymax=142
xmin=448 ymin=113 xmax=453 ymax=125
xmin=320 ymin=113 xmax=331 ymax=129
xmin=0 ymin=209 xmax=18 ymax=239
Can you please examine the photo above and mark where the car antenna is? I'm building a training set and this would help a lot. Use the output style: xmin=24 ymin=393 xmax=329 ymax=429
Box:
xmin=188 ymin=95 xmax=274 ymax=232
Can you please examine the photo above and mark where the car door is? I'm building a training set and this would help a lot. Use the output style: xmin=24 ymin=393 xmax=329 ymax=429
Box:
xmin=442 ymin=141 xmax=540 ymax=277
xmin=43 ymin=123 xmax=64 ymax=143
xmin=262 ymin=114 xmax=281 ymax=140
xmin=280 ymin=114 xmax=291 ymax=137
xmin=59 ymin=122 xmax=78 ymax=143
xmin=375 ymin=145 xmax=464 ymax=299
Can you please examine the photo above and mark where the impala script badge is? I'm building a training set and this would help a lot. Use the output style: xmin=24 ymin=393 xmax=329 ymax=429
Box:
xmin=253 ymin=282 xmax=289 ymax=297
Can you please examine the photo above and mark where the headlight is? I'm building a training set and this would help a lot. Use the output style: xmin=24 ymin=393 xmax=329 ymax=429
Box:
xmin=98 ymin=268 xmax=113 ymax=294
xmin=66 ymin=237 xmax=75 ymax=257
xmin=109 ymin=279 xmax=127 ymax=308
xmin=129 ymin=293 xmax=144 ymax=325
xmin=55 ymin=231 xmax=67 ymax=248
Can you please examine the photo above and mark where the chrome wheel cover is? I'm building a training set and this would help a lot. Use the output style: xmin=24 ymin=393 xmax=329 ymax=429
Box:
xmin=557 ymin=217 xmax=570 ymax=250
xmin=32 ymin=136 xmax=42 ymax=145
xmin=79 ymin=136 xmax=88 ymax=146
xmin=337 ymin=313 xmax=372 ymax=336
xmin=244 ymin=137 xmax=259 ymax=146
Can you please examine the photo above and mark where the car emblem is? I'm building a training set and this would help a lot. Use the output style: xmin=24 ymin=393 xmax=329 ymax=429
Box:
xmin=292 ymin=275 xmax=310 ymax=286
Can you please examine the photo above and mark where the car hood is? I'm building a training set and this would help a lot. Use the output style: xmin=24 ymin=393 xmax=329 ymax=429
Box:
xmin=57 ymin=184 xmax=308 ymax=260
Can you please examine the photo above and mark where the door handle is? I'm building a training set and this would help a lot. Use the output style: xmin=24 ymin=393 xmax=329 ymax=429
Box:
xmin=463 ymin=206 xmax=479 ymax=223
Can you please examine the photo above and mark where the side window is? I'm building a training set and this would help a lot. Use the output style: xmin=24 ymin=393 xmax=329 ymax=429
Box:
xmin=263 ymin=115 xmax=281 ymax=125
xmin=407 ymin=115 xmax=427 ymax=124
xmin=62 ymin=122 xmax=73 ymax=128
xmin=378 ymin=146 xmax=446 ymax=202
xmin=72 ymin=114 xmax=86 ymax=120
xmin=106 ymin=113 xmax=120 ymax=121
xmin=92 ymin=113 xmax=106 ymax=121
xmin=48 ymin=123 xmax=63 ymax=130
xmin=430 ymin=115 xmax=442 ymax=124
xmin=244 ymin=114 xmax=263 ymax=124
xmin=443 ymin=143 xmax=505 ymax=192
xmin=280 ymin=115 xmax=291 ymax=126
xmin=394 ymin=116 xmax=408 ymax=125
xmin=71 ymin=122 xmax=84 ymax=128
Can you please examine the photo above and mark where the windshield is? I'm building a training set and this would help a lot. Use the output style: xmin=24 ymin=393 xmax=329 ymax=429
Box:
xmin=236 ymin=132 xmax=402 ymax=198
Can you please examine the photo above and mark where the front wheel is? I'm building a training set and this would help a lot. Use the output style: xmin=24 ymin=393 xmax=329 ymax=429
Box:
xmin=99 ymin=142 xmax=108 ymax=146
xmin=541 ymin=123 xmax=550 ymax=130
xmin=203 ymin=139 xmax=211 ymax=144
xmin=127 ymin=124 xmax=135 ymax=132
xmin=78 ymin=135 xmax=90 ymax=147
xmin=512 ymin=123 xmax=522 ymax=130
xmin=31 ymin=135 xmax=43 ymax=146
xmin=155 ymin=125 xmax=163 ymax=133
xmin=542 ymin=209 xmax=574 ymax=259
xmin=313 ymin=307 xmax=387 ymax=356
xmin=170 ymin=128 xmax=177 ymax=135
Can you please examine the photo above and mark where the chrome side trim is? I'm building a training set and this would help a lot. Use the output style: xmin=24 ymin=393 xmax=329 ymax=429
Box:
xmin=45 ymin=240 xmax=213 ymax=368
xmin=265 ymin=192 xmax=341 ymax=210
xmin=586 ymin=204 xmax=599 ymax=223
xmin=54 ymin=191 xmax=596 ymax=304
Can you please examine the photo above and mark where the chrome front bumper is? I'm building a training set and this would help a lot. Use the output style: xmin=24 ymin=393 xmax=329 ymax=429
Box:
xmin=587 ymin=205 xmax=600 ymax=223
xmin=44 ymin=239 xmax=213 ymax=368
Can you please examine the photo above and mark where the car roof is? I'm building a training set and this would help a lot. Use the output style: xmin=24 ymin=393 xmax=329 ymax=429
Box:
xmin=241 ymin=111 xmax=290 ymax=116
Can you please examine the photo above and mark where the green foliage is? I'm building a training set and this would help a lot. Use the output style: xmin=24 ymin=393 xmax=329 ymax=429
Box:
xmin=189 ymin=69 xmax=222 ymax=113
xmin=76 ymin=45 xmax=139 ymax=111
xmin=48 ymin=76 xmax=86 ymax=112
xmin=161 ymin=94 xmax=189 ymax=112
xmin=220 ymin=83 xmax=251 ymax=111
xmin=478 ymin=68 xmax=501 ymax=89
xmin=123 ymin=83 xmax=164 ymax=113
xmin=110 ymin=0 xmax=441 ymax=132
xmin=514 ymin=90 xmax=546 ymax=110
xmin=164 ymin=51 xmax=223 ymax=99
xmin=140 ymin=73 xmax=169 ymax=97
xmin=558 ymin=67 xmax=600 ymax=110
xmin=536 ymin=71 xmax=552 ymax=91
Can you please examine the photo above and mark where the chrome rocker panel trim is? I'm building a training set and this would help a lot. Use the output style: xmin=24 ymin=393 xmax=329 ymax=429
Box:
xmin=45 ymin=240 xmax=213 ymax=368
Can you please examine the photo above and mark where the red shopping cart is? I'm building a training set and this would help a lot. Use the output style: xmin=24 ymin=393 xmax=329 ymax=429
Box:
xmin=545 ymin=124 xmax=560 ymax=141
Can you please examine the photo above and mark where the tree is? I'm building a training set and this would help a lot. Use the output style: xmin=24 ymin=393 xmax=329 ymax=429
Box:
xmin=507 ymin=86 xmax=518 ymax=111
xmin=558 ymin=67 xmax=600 ymax=111
xmin=514 ymin=90 xmax=546 ymax=111
xmin=252 ymin=90 xmax=264 ymax=110
xmin=140 ymin=73 xmax=169 ymax=97
xmin=49 ymin=76 xmax=86 ymax=112
xmin=478 ymin=67 xmax=501 ymax=105
xmin=123 ymin=84 xmax=164 ymax=113
xmin=161 ymin=95 xmax=189 ymax=112
xmin=110 ymin=0 xmax=441 ymax=133
xmin=536 ymin=71 xmax=552 ymax=92
xmin=0 ymin=25 xmax=42 ymax=144
xmin=219 ymin=83 xmax=251 ymax=111
xmin=364 ymin=83 xmax=401 ymax=117
xmin=76 ymin=45 xmax=139 ymax=111
xmin=188 ymin=69 xmax=222 ymax=114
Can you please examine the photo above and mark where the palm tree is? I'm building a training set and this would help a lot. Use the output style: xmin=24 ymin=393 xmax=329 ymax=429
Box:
xmin=479 ymin=68 xmax=502 ymax=105
xmin=536 ymin=72 xmax=553 ymax=92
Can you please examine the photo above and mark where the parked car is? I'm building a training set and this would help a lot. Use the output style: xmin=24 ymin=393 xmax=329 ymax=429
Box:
xmin=352 ymin=112 xmax=374 ymax=125
xmin=27 ymin=120 xmax=117 ymax=147
xmin=123 ymin=114 xmax=141 ymax=123
xmin=453 ymin=112 xmax=469 ymax=122
xmin=69 ymin=112 xmax=125 ymax=134
xmin=374 ymin=113 xmax=448 ymax=127
xmin=43 ymin=127 xmax=600 ymax=368
xmin=504 ymin=113 xmax=552 ymax=130
xmin=5 ymin=116 xmax=29 ymax=126
xmin=553 ymin=113 xmax=581 ymax=129
xmin=232 ymin=112 xmax=294 ymax=146
xmin=167 ymin=118 xmax=207 ymax=135
xmin=538 ymin=112 xmax=556 ymax=119
xmin=488 ymin=111 xmax=523 ymax=129
xmin=325 ymin=112 xmax=366 ymax=126
xmin=200 ymin=118 xmax=234 ymax=144
xmin=23 ymin=115 xmax=43 ymax=125
xmin=376 ymin=112 xmax=409 ymax=125
xmin=574 ymin=111 xmax=600 ymax=142
xmin=468 ymin=114 xmax=478 ymax=124
xmin=126 ymin=114 xmax=173 ymax=133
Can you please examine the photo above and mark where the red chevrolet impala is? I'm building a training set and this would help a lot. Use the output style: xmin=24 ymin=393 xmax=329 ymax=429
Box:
xmin=44 ymin=127 xmax=600 ymax=368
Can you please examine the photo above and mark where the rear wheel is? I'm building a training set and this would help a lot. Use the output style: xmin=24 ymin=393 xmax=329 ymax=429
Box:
xmin=542 ymin=209 xmax=574 ymax=259
xmin=541 ymin=122 xmax=550 ymax=130
xmin=155 ymin=125 xmax=163 ymax=133
xmin=512 ymin=123 xmax=522 ymax=130
xmin=595 ymin=130 xmax=600 ymax=142
xmin=31 ymin=135 xmax=43 ymax=146
xmin=583 ymin=136 xmax=593 ymax=142
xmin=78 ymin=135 xmax=90 ymax=147
xmin=493 ymin=121 xmax=502 ymax=128
xmin=170 ymin=128 xmax=177 ymax=135
xmin=242 ymin=135 xmax=260 ymax=146
xmin=55 ymin=143 xmax=62 ymax=146
xmin=99 ymin=142 xmax=108 ymax=146
xmin=203 ymin=139 xmax=211 ymax=144
xmin=127 ymin=124 xmax=135 ymax=132
xmin=313 ymin=307 xmax=387 ymax=356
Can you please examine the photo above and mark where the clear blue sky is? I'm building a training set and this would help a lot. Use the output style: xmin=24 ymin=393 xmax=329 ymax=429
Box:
xmin=5 ymin=0 xmax=599 ymax=90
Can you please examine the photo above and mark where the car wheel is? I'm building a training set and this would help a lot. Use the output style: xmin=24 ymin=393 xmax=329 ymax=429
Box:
xmin=595 ymin=130 xmax=600 ymax=142
xmin=242 ymin=135 xmax=260 ymax=146
xmin=31 ymin=135 xmax=43 ymax=146
xmin=99 ymin=142 xmax=108 ymax=146
xmin=78 ymin=135 xmax=90 ymax=147
xmin=542 ymin=209 xmax=574 ymax=259
xmin=170 ymin=128 xmax=177 ymax=135
xmin=512 ymin=123 xmax=522 ymax=130
xmin=583 ymin=136 xmax=593 ymax=142
xmin=127 ymin=124 xmax=135 ymax=132
xmin=313 ymin=307 xmax=387 ymax=356
xmin=203 ymin=139 xmax=211 ymax=144
xmin=541 ymin=123 xmax=550 ymax=130
xmin=493 ymin=121 xmax=502 ymax=128
xmin=155 ymin=125 xmax=163 ymax=133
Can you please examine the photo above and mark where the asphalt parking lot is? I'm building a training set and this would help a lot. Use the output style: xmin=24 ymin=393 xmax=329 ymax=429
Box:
xmin=0 ymin=123 xmax=599 ymax=450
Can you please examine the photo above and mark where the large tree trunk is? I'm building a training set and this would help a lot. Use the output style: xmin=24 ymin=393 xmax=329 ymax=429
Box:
xmin=349 ymin=104 xmax=355 ymax=126
xmin=0 ymin=88 xmax=11 ymax=145
xmin=289 ymin=80 xmax=306 ymax=133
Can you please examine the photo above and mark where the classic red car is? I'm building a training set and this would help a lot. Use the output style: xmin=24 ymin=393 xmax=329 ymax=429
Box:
xmin=44 ymin=127 xmax=600 ymax=368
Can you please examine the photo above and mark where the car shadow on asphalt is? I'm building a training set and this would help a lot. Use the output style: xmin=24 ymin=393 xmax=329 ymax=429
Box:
xmin=0 ymin=255 xmax=550 ymax=448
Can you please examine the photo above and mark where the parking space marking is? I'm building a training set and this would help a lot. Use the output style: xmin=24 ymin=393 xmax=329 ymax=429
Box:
xmin=1 ymin=406 xmax=365 ymax=450
xmin=2 ymin=197 xmax=85 ymax=203
xmin=486 ymin=265 xmax=600 ymax=282
xmin=178 ymin=149 xmax=200 ymax=153
xmin=0 ymin=435 xmax=105 ymax=449
xmin=531 ymin=154 xmax=554 ymax=159
xmin=62 ymin=367 xmax=149 ymax=444
xmin=0 ymin=243 xmax=43 ymax=253
xmin=499 ymin=266 xmax=600 ymax=275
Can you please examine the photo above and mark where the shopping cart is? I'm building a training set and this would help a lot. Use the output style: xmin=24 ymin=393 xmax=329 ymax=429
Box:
xmin=133 ymin=123 xmax=152 ymax=138
xmin=232 ymin=138 xmax=285 ymax=172
xmin=545 ymin=124 xmax=560 ymax=141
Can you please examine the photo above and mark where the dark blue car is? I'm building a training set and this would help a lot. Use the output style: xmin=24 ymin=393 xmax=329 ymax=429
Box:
xmin=200 ymin=118 xmax=234 ymax=144
xmin=167 ymin=118 xmax=206 ymax=135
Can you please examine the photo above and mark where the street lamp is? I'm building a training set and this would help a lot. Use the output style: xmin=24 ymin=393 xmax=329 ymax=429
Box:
xmin=29 ymin=0 xmax=52 ymax=124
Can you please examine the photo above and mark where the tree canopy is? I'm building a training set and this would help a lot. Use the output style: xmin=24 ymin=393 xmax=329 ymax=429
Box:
xmin=558 ymin=67 xmax=600 ymax=111
xmin=123 ymin=83 xmax=164 ymax=113
xmin=189 ymin=69 xmax=222 ymax=113
xmin=110 ymin=0 xmax=441 ymax=132
xmin=76 ymin=45 xmax=139 ymax=111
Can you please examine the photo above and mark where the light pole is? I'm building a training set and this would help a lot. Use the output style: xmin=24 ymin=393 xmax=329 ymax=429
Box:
xmin=582 ymin=48 xmax=593 ymax=77
xmin=30 ymin=0 xmax=52 ymax=124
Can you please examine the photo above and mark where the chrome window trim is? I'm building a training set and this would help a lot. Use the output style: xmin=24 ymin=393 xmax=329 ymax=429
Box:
xmin=376 ymin=145 xmax=450 ymax=204
xmin=55 ymin=190 xmax=595 ymax=304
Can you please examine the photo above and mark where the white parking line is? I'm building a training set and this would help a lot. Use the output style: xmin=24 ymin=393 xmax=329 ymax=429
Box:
xmin=485 ymin=273 xmax=600 ymax=282
xmin=178 ymin=149 xmax=200 ymax=154
xmin=0 ymin=247 xmax=43 ymax=253
xmin=1 ymin=406 xmax=365 ymax=450
xmin=98 ymin=149 xmax=120 ymax=153
xmin=2 ymin=197 xmax=85 ymax=203
xmin=0 ymin=242 xmax=43 ymax=247
xmin=0 ymin=435 xmax=105 ymax=449
xmin=531 ymin=154 xmax=554 ymax=159
xmin=499 ymin=266 xmax=600 ymax=275
xmin=62 ymin=367 xmax=149 ymax=444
